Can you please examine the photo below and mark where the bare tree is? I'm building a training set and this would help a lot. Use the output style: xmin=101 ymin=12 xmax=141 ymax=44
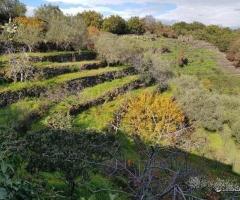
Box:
xmin=7 ymin=49 xmax=34 ymax=82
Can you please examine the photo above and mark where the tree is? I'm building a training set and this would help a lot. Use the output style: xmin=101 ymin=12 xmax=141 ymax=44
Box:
xmin=127 ymin=16 xmax=145 ymax=35
xmin=46 ymin=15 xmax=87 ymax=50
xmin=78 ymin=10 xmax=103 ymax=29
xmin=13 ymin=17 xmax=44 ymax=51
xmin=103 ymin=15 xmax=127 ymax=34
xmin=0 ymin=0 xmax=26 ymax=24
xmin=142 ymin=15 xmax=163 ymax=34
xmin=94 ymin=32 xmax=142 ymax=65
xmin=34 ymin=4 xmax=63 ymax=23
xmin=7 ymin=51 xmax=34 ymax=82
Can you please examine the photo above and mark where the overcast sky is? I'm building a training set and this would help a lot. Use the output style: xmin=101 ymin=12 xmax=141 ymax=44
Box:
xmin=22 ymin=0 xmax=240 ymax=28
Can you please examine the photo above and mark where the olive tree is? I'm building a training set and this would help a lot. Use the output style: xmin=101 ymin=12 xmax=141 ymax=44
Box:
xmin=7 ymin=50 xmax=34 ymax=82
xmin=78 ymin=10 xmax=103 ymax=29
xmin=0 ymin=0 xmax=26 ymax=24
xmin=127 ymin=16 xmax=145 ymax=35
xmin=46 ymin=15 xmax=87 ymax=50
xmin=94 ymin=33 xmax=142 ymax=65
xmin=103 ymin=15 xmax=127 ymax=34
xmin=34 ymin=4 xmax=63 ymax=23
xmin=14 ymin=23 xmax=43 ymax=52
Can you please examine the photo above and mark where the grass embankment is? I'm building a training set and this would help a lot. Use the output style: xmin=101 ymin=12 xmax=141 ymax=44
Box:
xmin=73 ymin=86 xmax=156 ymax=132
xmin=153 ymin=37 xmax=240 ymax=173
xmin=34 ymin=60 xmax=103 ymax=69
xmin=32 ymin=75 xmax=140 ymax=131
xmin=0 ymin=66 xmax=128 ymax=93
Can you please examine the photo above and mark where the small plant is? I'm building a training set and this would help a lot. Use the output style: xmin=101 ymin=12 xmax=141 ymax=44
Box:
xmin=0 ymin=156 xmax=37 ymax=200
xmin=177 ymin=49 xmax=188 ymax=67
xmin=45 ymin=110 xmax=73 ymax=131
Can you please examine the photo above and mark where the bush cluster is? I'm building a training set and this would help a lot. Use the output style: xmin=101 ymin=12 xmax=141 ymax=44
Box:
xmin=172 ymin=76 xmax=224 ymax=131
xmin=94 ymin=33 xmax=174 ymax=89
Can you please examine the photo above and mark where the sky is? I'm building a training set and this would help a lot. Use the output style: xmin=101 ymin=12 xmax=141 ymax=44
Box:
xmin=22 ymin=0 xmax=240 ymax=28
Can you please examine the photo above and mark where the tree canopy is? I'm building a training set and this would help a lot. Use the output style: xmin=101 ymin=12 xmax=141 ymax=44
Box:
xmin=127 ymin=16 xmax=145 ymax=35
xmin=103 ymin=15 xmax=127 ymax=34
xmin=78 ymin=10 xmax=103 ymax=29
xmin=0 ymin=0 xmax=26 ymax=24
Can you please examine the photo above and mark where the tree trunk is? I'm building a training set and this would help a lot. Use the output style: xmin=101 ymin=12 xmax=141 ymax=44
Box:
xmin=20 ymin=72 xmax=23 ymax=82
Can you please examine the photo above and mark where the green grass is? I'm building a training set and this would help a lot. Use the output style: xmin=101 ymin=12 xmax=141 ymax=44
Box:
xmin=34 ymin=60 xmax=102 ymax=69
xmin=0 ymin=98 xmax=47 ymax=129
xmin=0 ymin=66 xmax=127 ymax=93
xmin=73 ymin=86 xmax=156 ymax=132
xmin=32 ymin=75 xmax=139 ymax=131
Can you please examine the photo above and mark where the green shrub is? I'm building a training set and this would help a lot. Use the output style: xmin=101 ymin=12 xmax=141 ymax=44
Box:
xmin=173 ymin=76 xmax=224 ymax=131
xmin=127 ymin=16 xmax=145 ymax=35
xmin=78 ymin=10 xmax=103 ymax=29
xmin=94 ymin=33 xmax=142 ymax=65
xmin=45 ymin=110 xmax=72 ymax=131
xmin=232 ymin=122 xmax=240 ymax=143
xmin=0 ymin=0 xmax=26 ymax=24
xmin=0 ymin=156 xmax=38 ymax=199
xmin=103 ymin=15 xmax=127 ymax=34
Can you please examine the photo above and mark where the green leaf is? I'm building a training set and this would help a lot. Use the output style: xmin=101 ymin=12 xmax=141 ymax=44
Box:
xmin=0 ymin=187 xmax=7 ymax=200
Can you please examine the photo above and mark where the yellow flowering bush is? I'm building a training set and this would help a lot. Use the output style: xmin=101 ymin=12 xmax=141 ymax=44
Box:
xmin=121 ymin=92 xmax=185 ymax=144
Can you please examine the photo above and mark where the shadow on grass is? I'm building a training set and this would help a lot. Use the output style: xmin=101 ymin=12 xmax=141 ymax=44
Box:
xmin=3 ymin=125 xmax=239 ymax=200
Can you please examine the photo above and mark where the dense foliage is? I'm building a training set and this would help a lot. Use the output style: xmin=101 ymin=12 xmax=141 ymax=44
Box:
xmin=78 ymin=10 xmax=103 ymax=29
xmin=127 ymin=17 xmax=145 ymax=35
xmin=103 ymin=15 xmax=127 ymax=35
xmin=22 ymin=129 xmax=117 ymax=198
xmin=1 ymin=1 xmax=240 ymax=198
xmin=173 ymin=76 xmax=224 ymax=131
xmin=0 ymin=0 xmax=26 ymax=24
xmin=121 ymin=92 xmax=185 ymax=144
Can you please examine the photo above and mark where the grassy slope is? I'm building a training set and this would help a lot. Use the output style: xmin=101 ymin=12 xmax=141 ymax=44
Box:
xmin=1 ymin=40 xmax=240 ymax=198
xmin=73 ymin=86 xmax=156 ymax=132
xmin=0 ymin=66 xmax=127 ymax=92
xmin=152 ymin=37 xmax=240 ymax=173
xmin=31 ymin=75 xmax=139 ymax=131
xmin=34 ymin=60 xmax=102 ymax=69
xmin=0 ymin=97 xmax=46 ymax=129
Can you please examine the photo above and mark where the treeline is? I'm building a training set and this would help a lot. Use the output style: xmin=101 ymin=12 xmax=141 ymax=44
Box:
xmin=1 ymin=0 xmax=240 ymax=67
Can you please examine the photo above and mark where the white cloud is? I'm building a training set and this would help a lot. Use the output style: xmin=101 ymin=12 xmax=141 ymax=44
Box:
xmin=44 ymin=0 xmax=240 ymax=27
xmin=26 ymin=6 xmax=35 ymax=16
xmin=61 ymin=6 xmax=155 ymax=19
xmin=157 ymin=1 xmax=240 ymax=27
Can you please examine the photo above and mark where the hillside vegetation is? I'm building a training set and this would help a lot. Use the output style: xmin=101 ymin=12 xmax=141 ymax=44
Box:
xmin=1 ymin=1 xmax=240 ymax=200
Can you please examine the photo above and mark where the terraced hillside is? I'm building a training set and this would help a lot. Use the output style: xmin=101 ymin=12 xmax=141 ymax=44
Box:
xmin=1 ymin=37 xmax=240 ymax=199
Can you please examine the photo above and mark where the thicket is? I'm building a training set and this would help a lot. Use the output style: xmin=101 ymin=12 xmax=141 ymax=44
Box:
xmin=94 ymin=33 xmax=174 ymax=90
xmin=173 ymin=22 xmax=237 ymax=52
xmin=21 ymin=129 xmax=118 ymax=198
xmin=0 ymin=0 xmax=26 ymax=24
xmin=172 ymin=76 xmax=240 ymax=143
xmin=0 ymin=156 xmax=38 ymax=199
xmin=172 ymin=76 xmax=224 ymax=131
xmin=7 ymin=51 xmax=34 ymax=82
